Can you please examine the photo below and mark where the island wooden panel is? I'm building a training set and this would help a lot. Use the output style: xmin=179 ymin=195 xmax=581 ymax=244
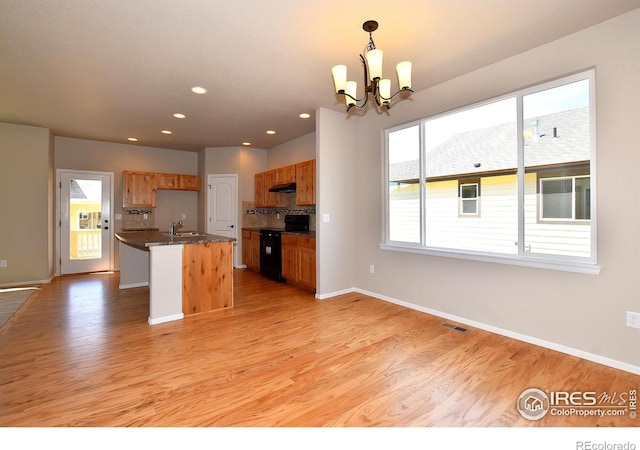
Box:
xmin=182 ymin=242 xmax=234 ymax=315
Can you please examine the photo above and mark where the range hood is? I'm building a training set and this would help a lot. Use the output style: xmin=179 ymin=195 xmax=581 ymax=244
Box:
xmin=269 ymin=182 xmax=296 ymax=193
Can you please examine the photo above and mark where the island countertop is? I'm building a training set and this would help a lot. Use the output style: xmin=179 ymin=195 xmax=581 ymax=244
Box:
xmin=115 ymin=231 xmax=236 ymax=250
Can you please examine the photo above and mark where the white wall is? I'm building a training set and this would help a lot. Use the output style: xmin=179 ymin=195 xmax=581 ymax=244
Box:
xmin=267 ymin=132 xmax=316 ymax=169
xmin=0 ymin=123 xmax=54 ymax=286
xmin=316 ymin=108 xmax=359 ymax=296
xmin=321 ymin=10 xmax=640 ymax=370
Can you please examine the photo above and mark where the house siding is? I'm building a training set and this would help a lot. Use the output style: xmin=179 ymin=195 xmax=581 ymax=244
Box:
xmin=389 ymin=173 xmax=591 ymax=257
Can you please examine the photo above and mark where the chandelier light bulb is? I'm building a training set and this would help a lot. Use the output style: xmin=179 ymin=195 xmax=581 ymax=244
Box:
xmin=345 ymin=81 xmax=358 ymax=107
xmin=379 ymin=79 xmax=391 ymax=102
xmin=396 ymin=61 xmax=412 ymax=90
xmin=366 ymin=49 xmax=383 ymax=81
xmin=332 ymin=65 xmax=348 ymax=93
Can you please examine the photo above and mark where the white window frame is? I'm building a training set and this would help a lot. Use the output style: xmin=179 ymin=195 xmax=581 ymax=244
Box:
xmin=539 ymin=175 xmax=591 ymax=221
xmin=381 ymin=70 xmax=599 ymax=274
xmin=459 ymin=182 xmax=479 ymax=216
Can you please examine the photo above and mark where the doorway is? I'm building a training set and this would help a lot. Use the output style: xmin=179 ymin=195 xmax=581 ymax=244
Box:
xmin=57 ymin=170 xmax=114 ymax=275
xmin=207 ymin=174 xmax=238 ymax=266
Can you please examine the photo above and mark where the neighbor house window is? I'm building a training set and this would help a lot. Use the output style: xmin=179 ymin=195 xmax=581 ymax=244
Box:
xmin=540 ymin=176 xmax=591 ymax=221
xmin=384 ymin=70 xmax=597 ymax=273
xmin=459 ymin=182 xmax=479 ymax=215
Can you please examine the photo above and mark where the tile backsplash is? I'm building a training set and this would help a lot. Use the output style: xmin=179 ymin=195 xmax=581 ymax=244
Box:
xmin=242 ymin=199 xmax=316 ymax=230
xmin=122 ymin=209 xmax=155 ymax=230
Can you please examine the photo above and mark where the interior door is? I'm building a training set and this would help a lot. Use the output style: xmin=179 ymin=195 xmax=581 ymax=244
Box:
xmin=207 ymin=174 xmax=238 ymax=265
xmin=59 ymin=170 xmax=113 ymax=274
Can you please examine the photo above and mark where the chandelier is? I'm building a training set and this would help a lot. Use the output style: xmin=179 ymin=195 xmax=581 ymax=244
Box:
xmin=331 ymin=20 xmax=413 ymax=112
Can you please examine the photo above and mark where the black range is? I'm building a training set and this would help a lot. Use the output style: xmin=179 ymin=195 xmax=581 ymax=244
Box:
xmin=259 ymin=215 xmax=309 ymax=282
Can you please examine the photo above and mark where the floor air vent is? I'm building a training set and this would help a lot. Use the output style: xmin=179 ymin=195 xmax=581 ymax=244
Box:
xmin=442 ymin=323 xmax=469 ymax=333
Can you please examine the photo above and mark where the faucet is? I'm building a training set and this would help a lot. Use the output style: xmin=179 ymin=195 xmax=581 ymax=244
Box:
xmin=169 ymin=220 xmax=183 ymax=235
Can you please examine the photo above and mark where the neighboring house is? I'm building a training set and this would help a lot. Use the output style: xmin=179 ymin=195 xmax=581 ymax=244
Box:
xmin=389 ymin=106 xmax=591 ymax=257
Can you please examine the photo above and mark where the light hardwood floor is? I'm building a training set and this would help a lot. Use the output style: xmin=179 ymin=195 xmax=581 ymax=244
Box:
xmin=0 ymin=269 xmax=638 ymax=427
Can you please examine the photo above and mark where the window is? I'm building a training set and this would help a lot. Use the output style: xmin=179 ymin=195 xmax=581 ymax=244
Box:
xmin=384 ymin=70 xmax=597 ymax=273
xmin=459 ymin=182 xmax=479 ymax=215
xmin=540 ymin=176 xmax=590 ymax=221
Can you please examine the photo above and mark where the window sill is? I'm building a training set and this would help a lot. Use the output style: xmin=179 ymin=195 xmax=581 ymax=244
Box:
xmin=379 ymin=243 xmax=601 ymax=275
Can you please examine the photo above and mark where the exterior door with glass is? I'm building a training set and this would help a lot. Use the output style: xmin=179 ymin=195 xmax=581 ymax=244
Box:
xmin=59 ymin=170 xmax=113 ymax=274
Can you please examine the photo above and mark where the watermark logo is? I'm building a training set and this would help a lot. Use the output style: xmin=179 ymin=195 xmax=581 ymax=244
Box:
xmin=517 ymin=388 xmax=550 ymax=420
xmin=517 ymin=387 xmax=637 ymax=421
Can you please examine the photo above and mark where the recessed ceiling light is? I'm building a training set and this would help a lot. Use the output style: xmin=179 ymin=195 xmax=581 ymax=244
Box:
xmin=299 ymin=113 xmax=311 ymax=119
xmin=161 ymin=130 xmax=172 ymax=135
xmin=173 ymin=113 xmax=186 ymax=119
xmin=127 ymin=137 xmax=138 ymax=142
xmin=191 ymin=86 xmax=207 ymax=94
xmin=266 ymin=130 xmax=276 ymax=135
xmin=242 ymin=142 xmax=252 ymax=146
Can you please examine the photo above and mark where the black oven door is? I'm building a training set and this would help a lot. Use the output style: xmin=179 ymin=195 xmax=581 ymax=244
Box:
xmin=259 ymin=230 xmax=285 ymax=282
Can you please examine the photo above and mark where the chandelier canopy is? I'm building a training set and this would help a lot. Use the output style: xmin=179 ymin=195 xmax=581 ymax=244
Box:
xmin=332 ymin=20 xmax=413 ymax=112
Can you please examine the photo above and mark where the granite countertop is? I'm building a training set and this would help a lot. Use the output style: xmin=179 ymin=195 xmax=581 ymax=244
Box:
xmin=241 ymin=227 xmax=316 ymax=239
xmin=116 ymin=231 xmax=236 ymax=250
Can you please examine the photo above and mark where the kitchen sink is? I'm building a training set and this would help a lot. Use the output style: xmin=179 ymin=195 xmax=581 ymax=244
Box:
xmin=163 ymin=232 xmax=208 ymax=237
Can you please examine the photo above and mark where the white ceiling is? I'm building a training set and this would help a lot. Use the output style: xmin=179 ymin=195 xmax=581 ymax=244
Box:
xmin=1 ymin=0 xmax=638 ymax=151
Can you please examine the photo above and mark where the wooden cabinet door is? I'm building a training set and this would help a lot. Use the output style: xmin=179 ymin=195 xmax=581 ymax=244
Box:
xmin=296 ymin=237 xmax=316 ymax=289
xmin=242 ymin=230 xmax=252 ymax=268
xmin=276 ymin=165 xmax=296 ymax=184
xmin=295 ymin=160 xmax=315 ymax=206
xmin=179 ymin=175 xmax=200 ymax=191
xmin=123 ymin=171 xmax=157 ymax=208
xmin=264 ymin=170 xmax=277 ymax=207
xmin=281 ymin=234 xmax=297 ymax=281
xmin=254 ymin=173 xmax=265 ymax=207
xmin=250 ymin=231 xmax=261 ymax=270
xmin=156 ymin=173 xmax=179 ymax=189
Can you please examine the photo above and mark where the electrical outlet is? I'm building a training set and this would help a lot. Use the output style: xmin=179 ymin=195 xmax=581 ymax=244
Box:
xmin=627 ymin=311 xmax=640 ymax=329
xmin=369 ymin=264 xmax=375 ymax=274
xmin=0 ymin=260 xmax=7 ymax=268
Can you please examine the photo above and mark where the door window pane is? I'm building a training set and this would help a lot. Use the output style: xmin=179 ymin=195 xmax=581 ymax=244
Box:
xmin=69 ymin=179 xmax=103 ymax=259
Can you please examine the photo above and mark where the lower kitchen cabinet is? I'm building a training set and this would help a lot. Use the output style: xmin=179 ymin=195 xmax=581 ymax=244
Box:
xmin=281 ymin=235 xmax=297 ymax=281
xmin=296 ymin=237 xmax=316 ymax=289
xmin=281 ymin=234 xmax=316 ymax=290
xmin=242 ymin=230 xmax=261 ymax=270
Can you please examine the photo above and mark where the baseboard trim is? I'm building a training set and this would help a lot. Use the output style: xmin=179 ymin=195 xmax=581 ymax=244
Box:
xmin=0 ymin=276 xmax=54 ymax=288
xmin=319 ymin=286 xmax=640 ymax=375
xmin=119 ymin=281 xmax=149 ymax=289
xmin=148 ymin=313 xmax=184 ymax=325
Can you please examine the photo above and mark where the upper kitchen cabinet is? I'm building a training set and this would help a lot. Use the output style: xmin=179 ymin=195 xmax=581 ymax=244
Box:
xmin=276 ymin=164 xmax=296 ymax=184
xmin=255 ymin=170 xmax=277 ymax=207
xmin=254 ymin=172 xmax=265 ymax=207
xmin=295 ymin=159 xmax=315 ymax=206
xmin=157 ymin=173 xmax=200 ymax=191
xmin=156 ymin=173 xmax=179 ymax=190
xmin=178 ymin=174 xmax=200 ymax=191
xmin=123 ymin=170 xmax=157 ymax=208
xmin=264 ymin=170 xmax=276 ymax=207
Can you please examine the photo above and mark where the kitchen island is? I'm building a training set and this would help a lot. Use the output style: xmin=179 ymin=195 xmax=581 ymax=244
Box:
xmin=115 ymin=231 xmax=235 ymax=325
